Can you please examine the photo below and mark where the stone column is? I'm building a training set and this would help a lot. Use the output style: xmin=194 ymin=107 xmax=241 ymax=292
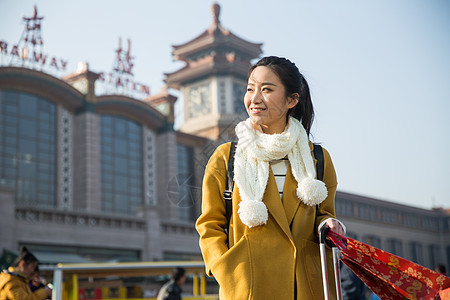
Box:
xmin=143 ymin=127 xmax=157 ymax=206
xmin=64 ymin=62 xmax=101 ymax=213
xmin=56 ymin=106 xmax=73 ymax=210
xmin=73 ymin=112 xmax=101 ymax=212
xmin=139 ymin=206 xmax=163 ymax=261
xmin=155 ymin=131 xmax=178 ymax=220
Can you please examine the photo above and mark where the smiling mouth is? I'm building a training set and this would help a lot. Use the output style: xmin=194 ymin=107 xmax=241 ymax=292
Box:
xmin=250 ymin=107 xmax=266 ymax=112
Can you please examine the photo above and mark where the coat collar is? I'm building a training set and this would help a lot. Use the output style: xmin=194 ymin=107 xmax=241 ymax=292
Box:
xmin=5 ymin=267 xmax=27 ymax=281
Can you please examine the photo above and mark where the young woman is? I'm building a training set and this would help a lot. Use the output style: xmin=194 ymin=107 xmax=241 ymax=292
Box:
xmin=196 ymin=56 xmax=345 ymax=299
xmin=0 ymin=247 xmax=51 ymax=300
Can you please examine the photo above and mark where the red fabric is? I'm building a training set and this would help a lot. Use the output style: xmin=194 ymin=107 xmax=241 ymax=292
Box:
xmin=328 ymin=231 xmax=450 ymax=300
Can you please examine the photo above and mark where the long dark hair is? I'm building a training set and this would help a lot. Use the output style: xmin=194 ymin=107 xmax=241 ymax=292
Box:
xmin=12 ymin=246 xmax=39 ymax=268
xmin=248 ymin=56 xmax=314 ymax=136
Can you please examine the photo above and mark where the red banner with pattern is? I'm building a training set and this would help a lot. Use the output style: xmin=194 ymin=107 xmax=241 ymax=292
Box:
xmin=328 ymin=231 xmax=450 ymax=300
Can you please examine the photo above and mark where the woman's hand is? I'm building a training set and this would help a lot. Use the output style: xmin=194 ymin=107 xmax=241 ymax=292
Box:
xmin=45 ymin=285 xmax=52 ymax=298
xmin=325 ymin=219 xmax=345 ymax=236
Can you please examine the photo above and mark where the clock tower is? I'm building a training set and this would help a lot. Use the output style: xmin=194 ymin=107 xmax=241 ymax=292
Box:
xmin=165 ymin=3 xmax=262 ymax=140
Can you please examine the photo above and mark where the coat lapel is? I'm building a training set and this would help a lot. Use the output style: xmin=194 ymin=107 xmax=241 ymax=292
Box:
xmin=264 ymin=167 xmax=293 ymax=240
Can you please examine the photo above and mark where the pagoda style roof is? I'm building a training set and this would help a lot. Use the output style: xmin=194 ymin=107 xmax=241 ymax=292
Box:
xmin=172 ymin=4 xmax=262 ymax=62
xmin=165 ymin=3 xmax=262 ymax=89
xmin=164 ymin=54 xmax=253 ymax=89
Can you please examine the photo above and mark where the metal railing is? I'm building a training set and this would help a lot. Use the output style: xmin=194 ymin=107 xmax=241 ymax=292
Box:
xmin=40 ymin=261 xmax=217 ymax=300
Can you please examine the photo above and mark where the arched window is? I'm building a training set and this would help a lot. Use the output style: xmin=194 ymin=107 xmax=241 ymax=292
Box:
xmin=0 ymin=90 xmax=57 ymax=207
xmin=100 ymin=115 xmax=143 ymax=215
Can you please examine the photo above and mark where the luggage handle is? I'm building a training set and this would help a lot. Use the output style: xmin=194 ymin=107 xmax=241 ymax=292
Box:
xmin=319 ymin=225 xmax=342 ymax=300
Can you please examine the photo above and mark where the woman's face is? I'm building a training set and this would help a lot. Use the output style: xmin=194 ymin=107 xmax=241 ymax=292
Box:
xmin=244 ymin=66 xmax=298 ymax=134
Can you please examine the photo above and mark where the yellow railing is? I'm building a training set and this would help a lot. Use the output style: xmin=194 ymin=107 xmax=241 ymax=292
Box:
xmin=41 ymin=261 xmax=217 ymax=300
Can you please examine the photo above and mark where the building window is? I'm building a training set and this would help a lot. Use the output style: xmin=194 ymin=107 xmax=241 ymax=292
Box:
xmin=233 ymin=82 xmax=246 ymax=115
xmin=428 ymin=244 xmax=441 ymax=270
xmin=364 ymin=235 xmax=381 ymax=248
xmin=387 ymin=238 xmax=403 ymax=257
xmin=100 ymin=115 xmax=143 ymax=215
xmin=358 ymin=204 xmax=377 ymax=220
xmin=219 ymin=80 xmax=226 ymax=113
xmin=175 ymin=144 xmax=197 ymax=221
xmin=408 ymin=242 xmax=424 ymax=266
xmin=403 ymin=213 xmax=419 ymax=228
xmin=381 ymin=209 xmax=398 ymax=224
xmin=0 ymin=91 xmax=56 ymax=207
xmin=336 ymin=199 xmax=353 ymax=217
xmin=422 ymin=217 xmax=438 ymax=231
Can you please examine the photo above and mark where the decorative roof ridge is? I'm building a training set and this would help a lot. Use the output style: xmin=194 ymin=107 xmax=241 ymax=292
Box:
xmin=171 ymin=3 xmax=261 ymax=53
xmin=207 ymin=3 xmax=230 ymax=35
xmin=143 ymin=85 xmax=177 ymax=103
xmin=96 ymin=94 xmax=166 ymax=120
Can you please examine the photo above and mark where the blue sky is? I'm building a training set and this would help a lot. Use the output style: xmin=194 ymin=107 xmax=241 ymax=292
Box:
xmin=1 ymin=0 xmax=449 ymax=209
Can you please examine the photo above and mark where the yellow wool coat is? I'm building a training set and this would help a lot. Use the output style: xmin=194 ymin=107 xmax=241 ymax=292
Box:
xmin=196 ymin=142 xmax=338 ymax=300
xmin=0 ymin=267 xmax=48 ymax=300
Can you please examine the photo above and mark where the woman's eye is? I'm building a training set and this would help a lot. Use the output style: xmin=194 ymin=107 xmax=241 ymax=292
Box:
xmin=262 ymin=87 xmax=272 ymax=92
xmin=247 ymin=88 xmax=253 ymax=92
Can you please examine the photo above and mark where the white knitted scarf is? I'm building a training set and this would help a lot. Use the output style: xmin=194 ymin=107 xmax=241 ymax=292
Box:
xmin=234 ymin=116 xmax=328 ymax=228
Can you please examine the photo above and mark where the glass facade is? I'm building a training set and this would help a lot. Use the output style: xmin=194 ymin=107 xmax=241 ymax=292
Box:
xmin=0 ymin=90 xmax=56 ymax=207
xmin=176 ymin=144 xmax=197 ymax=221
xmin=100 ymin=115 xmax=143 ymax=215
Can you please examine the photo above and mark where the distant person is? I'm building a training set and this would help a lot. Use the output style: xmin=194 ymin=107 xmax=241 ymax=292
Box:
xmin=0 ymin=247 xmax=52 ymax=299
xmin=29 ymin=266 xmax=46 ymax=292
xmin=340 ymin=262 xmax=367 ymax=300
xmin=435 ymin=264 xmax=447 ymax=276
xmin=156 ymin=267 xmax=186 ymax=300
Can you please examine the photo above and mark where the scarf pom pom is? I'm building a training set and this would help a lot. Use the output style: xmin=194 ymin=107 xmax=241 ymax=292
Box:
xmin=297 ymin=177 xmax=328 ymax=206
xmin=238 ymin=200 xmax=268 ymax=228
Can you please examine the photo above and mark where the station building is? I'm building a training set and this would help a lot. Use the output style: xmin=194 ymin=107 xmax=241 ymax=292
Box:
xmin=0 ymin=4 xmax=448 ymax=272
